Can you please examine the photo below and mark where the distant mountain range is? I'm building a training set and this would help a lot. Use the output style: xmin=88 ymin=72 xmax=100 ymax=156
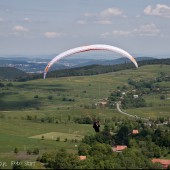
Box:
xmin=0 ymin=57 xmax=169 ymax=81
xmin=0 ymin=56 xmax=158 ymax=73
xmin=67 ymin=57 xmax=156 ymax=68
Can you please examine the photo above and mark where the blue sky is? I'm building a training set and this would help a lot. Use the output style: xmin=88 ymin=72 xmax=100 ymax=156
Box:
xmin=0 ymin=0 xmax=170 ymax=57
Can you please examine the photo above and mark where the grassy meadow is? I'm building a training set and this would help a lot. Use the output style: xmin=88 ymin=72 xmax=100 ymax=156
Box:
xmin=0 ymin=64 xmax=169 ymax=168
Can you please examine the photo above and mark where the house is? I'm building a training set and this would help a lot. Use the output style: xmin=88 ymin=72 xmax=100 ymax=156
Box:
xmin=122 ymin=92 xmax=126 ymax=95
xmin=112 ymin=145 xmax=127 ymax=152
xmin=97 ymin=101 xmax=108 ymax=108
xmin=133 ymin=95 xmax=139 ymax=99
xmin=152 ymin=159 xmax=170 ymax=169
xmin=132 ymin=129 xmax=139 ymax=134
xmin=79 ymin=156 xmax=87 ymax=161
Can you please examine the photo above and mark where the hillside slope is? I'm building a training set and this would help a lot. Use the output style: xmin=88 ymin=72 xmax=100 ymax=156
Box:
xmin=0 ymin=67 xmax=27 ymax=80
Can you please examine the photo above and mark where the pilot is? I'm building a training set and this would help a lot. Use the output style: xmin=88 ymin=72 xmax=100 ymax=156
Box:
xmin=93 ymin=121 xmax=100 ymax=132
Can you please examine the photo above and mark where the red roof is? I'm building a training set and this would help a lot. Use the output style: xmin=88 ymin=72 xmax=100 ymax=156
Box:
xmin=112 ymin=145 xmax=127 ymax=152
xmin=116 ymin=145 xmax=127 ymax=151
xmin=132 ymin=130 xmax=139 ymax=134
xmin=152 ymin=159 xmax=170 ymax=169
xmin=79 ymin=156 xmax=86 ymax=160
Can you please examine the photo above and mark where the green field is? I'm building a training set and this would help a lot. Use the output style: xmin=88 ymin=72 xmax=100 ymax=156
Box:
xmin=30 ymin=132 xmax=84 ymax=141
xmin=0 ymin=64 xmax=169 ymax=169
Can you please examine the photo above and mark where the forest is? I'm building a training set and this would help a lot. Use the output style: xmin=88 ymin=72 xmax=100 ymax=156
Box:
xmin=32 ymin=117 xmax=170 ymax=170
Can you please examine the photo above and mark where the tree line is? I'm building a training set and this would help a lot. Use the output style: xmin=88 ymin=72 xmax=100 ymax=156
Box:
xmin=12 ymin=58 xmax=170 ymax=81
xmin=36 ymin=117 xmax=170 ymax=169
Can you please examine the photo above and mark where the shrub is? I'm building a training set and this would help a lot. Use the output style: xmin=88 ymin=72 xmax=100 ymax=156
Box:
xmin=27 ymin=149 xmax=32 ymax=155
xmin=14 ymin=147 xmax=19 ymax=154
xmin=48 ymin=95 xmax=53 ymax=100
xmin=33 ymin=148 xmax=39 ymax=155
xmin=34 ymin=95 xmax=39 ymax=98
xmin=56 ymin=137 xmax=60 ymax=141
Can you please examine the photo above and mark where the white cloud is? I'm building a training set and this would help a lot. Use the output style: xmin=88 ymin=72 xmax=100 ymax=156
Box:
xmin=96 ymin=19 xmax=112 ymax=25
xmin=100 ymin=30 xmax=130 ymax=38
xmin=23 ymin=17 xmax=32 ymax=22
xmin=83 ymin=7 xmax=124 ymax=24
xmin=100 ymin=32 xmax=110 ymax=38
xmin=100 ymin=23 xmax=160 ymax=38
xmin=112 ymin=30 xmax=131 ymax=36
xmin=44 ymin=32 xmax=64 ymax=38
xmin=100 ymin=7 xmax=123 ymax=17
xmin=13 ymin=25 xmax=29 ymax=32
xmin=84 ymin=12 xmax=96 ymax=17
xmin=133 ymin=23 xmax=160 ymax=36
xmin=144 ymin=4 xmax=170 ymax=18
xmin=82 ymin=7 xmax=125 ymax=26
xmin=77 ymin=20 xmax=86 ymax=25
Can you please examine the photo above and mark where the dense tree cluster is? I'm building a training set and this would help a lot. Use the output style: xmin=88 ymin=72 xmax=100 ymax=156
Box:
xmin=38 ymin=117 xmax=170 ymax=169
xmin=128 ymin=71 xmax=169 ymax=92
xmin=121 ymin=93 xmax=146 ymax=109
xmin=74 ymin=116 xmax=93 ymax=124
xmin=108 ymin=89 xmax=147 ymax=109
xmin=108 ymin=71 xmax=169 ymax=109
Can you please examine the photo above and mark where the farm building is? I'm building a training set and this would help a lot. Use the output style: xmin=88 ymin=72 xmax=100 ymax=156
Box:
xmin=152 ymin=159 xmax=170 ymax=169
xmin=112 ymin=145 xmax=127 ymax=152
xmin=79 ymin=156 xmax=87 ymax=161
xmin=132 ymin=129 xmax=139 ymax=134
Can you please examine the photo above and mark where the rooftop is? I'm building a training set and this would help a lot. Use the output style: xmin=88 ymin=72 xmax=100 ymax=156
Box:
xmin=152 ymin=159 xmax=170 ymax=169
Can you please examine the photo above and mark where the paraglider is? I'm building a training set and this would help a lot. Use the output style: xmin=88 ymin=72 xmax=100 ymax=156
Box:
xmin=93 ymin=120 xmax=100 ymax=132
xmin=43 ymin=44 xmax=138 ymax=79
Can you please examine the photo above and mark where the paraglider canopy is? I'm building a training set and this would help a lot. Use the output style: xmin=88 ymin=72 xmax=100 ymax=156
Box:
xmin=43 ymin=44 xmax=138 ymax=79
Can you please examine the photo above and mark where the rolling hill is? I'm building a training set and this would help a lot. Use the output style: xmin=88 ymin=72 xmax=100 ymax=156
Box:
xmin=0 ymin=67 xmax=28 ymax=80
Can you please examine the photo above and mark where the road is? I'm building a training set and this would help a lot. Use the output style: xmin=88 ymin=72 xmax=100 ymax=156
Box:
xmin=116 ymin=102 xmax=148 ymax=121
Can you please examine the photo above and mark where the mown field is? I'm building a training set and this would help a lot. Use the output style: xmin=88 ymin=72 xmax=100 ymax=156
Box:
xmin=0 ymin=64 xmax=169 ymax=169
